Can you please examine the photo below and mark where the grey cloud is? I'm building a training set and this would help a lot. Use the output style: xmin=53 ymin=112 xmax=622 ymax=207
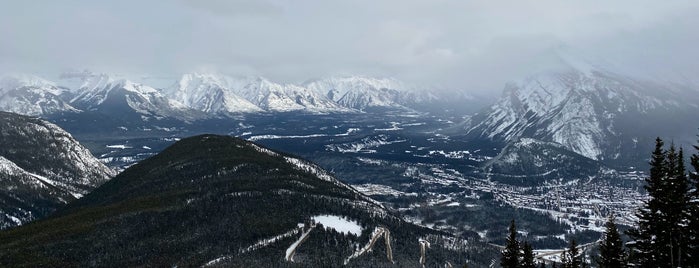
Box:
xmin=183 ymin=0 xmax=284 ymax=18
xmin=1 ymin=0 xmax=698 ymax=95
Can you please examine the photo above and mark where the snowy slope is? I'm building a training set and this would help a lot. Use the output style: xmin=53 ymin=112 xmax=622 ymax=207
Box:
xmin=166 ymin=74 xmax=353 ymax=113
xmin=0 ymin=74 xmax=79 ymax=116
xmin=466 ymin=64 xmax=698 ymax=161
xmin=305 ymin=76 xmax=439 ymax=110
xmin=70 ymin=74 xmax=202 ymax=120
xmin=0 ymin=111 xmax=115 ymax=229
xmin=233 ymin=77 xmax=351 ymax=113
xmin=164 ymin=73 xmax=263 ymax=114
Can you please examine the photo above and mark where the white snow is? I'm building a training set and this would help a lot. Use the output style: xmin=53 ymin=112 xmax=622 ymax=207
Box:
xmin=285 ymin=225 xmax=315 ymax=262
xmin=466 ymin=66 xmax=684 ymax=160
xmin=353 ymin=183 xmax=417 ymax=197
xmin=305 ymin=76 xmax=432 ymax=110
xmin=325 ymin=134 xmax=407 ymax=153
xmin=164 ymin=73 xmax=263 ymax=114
xmin=311 ymin=215 xmax=362 ymax=236
xmin=0 ymin=73 xmax=79 ymax=116
xmin=284 ymin=157 xmax=335 ymax=182
xmin=374 ymin=122 xmax=403 ymax=131
xmin=246 ymin=127 xmax=359 ymax=141
xmin=106 ymin=144 xmax=132 ymax=149
xmin=344 ymin=226 xmax=393 ymax=265
xmin=445 ymin=202 xmax=461 ymax=207
xmin=240 ymin=228 xmax=301 ymax=254
xmin=7 ymin=215 xmax=22 ymax=225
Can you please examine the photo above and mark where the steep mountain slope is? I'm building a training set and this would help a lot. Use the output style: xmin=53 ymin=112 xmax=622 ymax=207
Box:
xmin=164 ymin=73 xmax=263 ymax=114
xmin=70 ymin=74 xmax=205 ymax=121
xmin=0 ymin=112 xmax=114 ymax=229
xmin=465 ymin=66 xmax=699 ymax=166
xmin=0 ymin=74 xmax=79 ymax=116
xmin=0 ymin=135 xmax=491 ymax=267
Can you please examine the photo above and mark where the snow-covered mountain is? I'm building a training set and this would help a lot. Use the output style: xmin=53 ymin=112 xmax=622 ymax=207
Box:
xmin=305 ymin=76 xmax=438 ymax=110
xmin=0 ymin=72 xmax=479 ymax=118
xmin=164 ymin=73 xmax=263 ymax=114
xmin=167 ymin=74 xmax=457 ymax=114
xmin=465 ymin=63 xmax=699 ymax=164
xmin=233 ymin=76 xmax=350 ymax=113
xmin=0 ymin=74 xmax=79 ymax=116
xmin=70 ymin=74 xmax=203 ymax=121
xmin=166 ymin=73 xmax=353 ymax=113
xmin=0 ymin=111 xmax=115 ymax=229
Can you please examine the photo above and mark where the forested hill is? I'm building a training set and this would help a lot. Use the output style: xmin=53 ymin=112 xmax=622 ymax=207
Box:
xmin=0 ymin=134 xmax=495 ymax=267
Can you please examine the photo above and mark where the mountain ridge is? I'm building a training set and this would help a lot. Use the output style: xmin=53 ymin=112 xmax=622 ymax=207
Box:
xmin=465 ymin=65 xmax=699 ymax=165
xmin=0 ymin=111 xmax=114 ymax=229
xmin=0 ymin=72 xmax=479 ymax=117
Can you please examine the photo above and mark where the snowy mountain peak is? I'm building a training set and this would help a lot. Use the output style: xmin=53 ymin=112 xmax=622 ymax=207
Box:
xmin=0 ymin=73 xmax=78 ymax=116
xmin=468 ymin=65 xmax=699 ymax=162
xmin=71 ymin=75 xmax=143 ymax=107
xmin=304 ymin=76 xmax=419 ymax=110
xmin=230 ymin=76 xmax=350 ymax=112
xmin=69 ymin=74 xmax=201 ymax=120
xmin=165 ymin=73 xmax=263 ymax=114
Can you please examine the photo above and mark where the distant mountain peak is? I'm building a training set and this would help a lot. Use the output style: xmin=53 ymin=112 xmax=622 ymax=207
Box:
xmin=165 ymin=73 xmax=263 ymax=114
xmin=0 ymin=73 xmax=78 ymax=116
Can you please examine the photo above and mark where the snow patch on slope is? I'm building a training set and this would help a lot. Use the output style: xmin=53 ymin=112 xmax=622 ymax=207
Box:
xmin=312 ymin=215 xmax=362 ymax=236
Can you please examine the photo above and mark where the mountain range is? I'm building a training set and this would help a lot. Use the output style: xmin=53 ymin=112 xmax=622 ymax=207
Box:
xmin=2 ymin=57 xmax=698 ymax=176
xmin=0 ymin=72 xmax=470 ymax=119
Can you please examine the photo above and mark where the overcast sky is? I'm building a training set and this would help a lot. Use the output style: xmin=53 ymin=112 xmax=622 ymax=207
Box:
xmin=1 ymin=0 xmax=698 ymax=92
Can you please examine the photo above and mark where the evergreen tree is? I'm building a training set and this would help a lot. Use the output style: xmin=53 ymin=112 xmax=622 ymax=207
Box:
xmin=689 ymin=135 xmax=699 ymax=265
xmin=561 ymin=239 xmax=581 ymax=268
xmin=628 ymin=138 xmax=694 ymax=267
xmin=627 ymin=137 xmax=668 ymax=267
xmin=501 ymin=219 xmax=520 ymax=268
xmin=667 ymin=146 xmax=691 ymax=266
xmin=520 ymin=241 xmax=536 ymax=268
xmin=597 ymin=216 xmax=625 ymax=267
xmin=692 ymin=135 xmax=699 ymax=186
xmin=538 ymin=262 xmax=546 ymax=268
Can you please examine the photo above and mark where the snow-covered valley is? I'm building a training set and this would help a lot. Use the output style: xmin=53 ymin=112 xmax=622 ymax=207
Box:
xmin=47 ymin=110 xmax=650 ymax=252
